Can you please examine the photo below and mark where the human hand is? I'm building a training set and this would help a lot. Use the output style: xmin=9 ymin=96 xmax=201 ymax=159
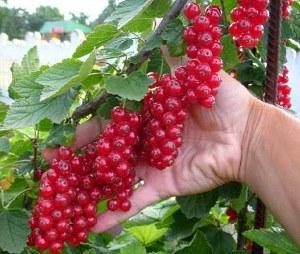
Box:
xmin=43 ymin=50 xmax=258 ymax=233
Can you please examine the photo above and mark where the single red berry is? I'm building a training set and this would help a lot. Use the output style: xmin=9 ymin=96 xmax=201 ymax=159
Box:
xmin=184 ymin=3 xmax=200 ymax=20
xmin=119 ymin=199 xmax=131 ymax=212
xmin=108 ymin=199 xmax=119 ymax=211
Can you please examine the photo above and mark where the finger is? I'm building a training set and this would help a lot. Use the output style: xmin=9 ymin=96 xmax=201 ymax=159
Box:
xmin=42 ymin=148 xmax=59 ymax=162
xmin=42 ymin=117 xmax=104 ymax=162
xmin=91 ymin=184 xmax=160 ymax=233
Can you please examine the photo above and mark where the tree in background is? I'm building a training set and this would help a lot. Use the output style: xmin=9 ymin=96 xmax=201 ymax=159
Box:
xmin=0 ymin=7 xmax=29 ymax=39
xmin=27 ymin=6 xmax=64 ymax=31
xmin=70 ymin=12 xmax=89 ymax=26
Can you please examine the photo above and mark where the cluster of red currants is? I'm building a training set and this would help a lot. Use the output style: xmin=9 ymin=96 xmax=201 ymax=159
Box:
xmin=28 ymin=107 xmax=141 ymax=253
xmin=95 ymin=107 xmax=141 ymax=211
xmin=183 ymin=4 xmax=223 ymax=106
xmin=277 ymin=66 xmax=292 ymax=109
xmin=282 ymin=0 xmax=294 ymax=19
xmin=28 ymin=147 xmax=99 ymax=253
xmin=140 ymin=74 xmax=187 ymax=170
xmin=229 ymin=0 xmax=270 ymax=48
xmin=140 ymin=3 xmax=223 ymax=170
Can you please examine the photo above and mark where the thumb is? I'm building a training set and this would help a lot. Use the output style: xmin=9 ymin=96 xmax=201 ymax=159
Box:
xmin=91 ymin=184 xmax=160 ymax=233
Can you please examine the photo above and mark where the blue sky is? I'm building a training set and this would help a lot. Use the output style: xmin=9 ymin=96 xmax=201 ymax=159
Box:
xmin=5 ymin=0 xmax=110 ymax=20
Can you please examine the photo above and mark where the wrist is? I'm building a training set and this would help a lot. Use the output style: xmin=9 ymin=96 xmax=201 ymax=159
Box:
xmin=239 ymin=98 xmax=272 ymax=183
xmin=240 ymin=100 xmax=300 ymax=244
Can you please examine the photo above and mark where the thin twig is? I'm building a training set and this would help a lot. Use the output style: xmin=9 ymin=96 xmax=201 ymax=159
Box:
xmin=72 ymin=0 xmax=188 ymax=122
xmin=72 ymin=92 xmax=110 ymax=123
xmin=127 ymin=0 xmax=189 ymax=73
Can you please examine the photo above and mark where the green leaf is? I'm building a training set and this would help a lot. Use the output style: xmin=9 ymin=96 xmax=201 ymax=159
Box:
xmin=235 ymin=61 xmax=265 ymax=85
xmin=201 ymin=225 xmax=236 ymax=254
xmin=73 ymin=24 xmax=119 ymax=58
xmin=3 ymin=90 xmax=77 ymax=128
xmin=0 ymin=101 xmax=8 ymax=123
xmin=44 ymin=123 xmax=75 ymax=148
xmin=120 ymin=242 xmax=147 ymax=254
xmin=143 ymin=36 xmax=163 ymax=51
xmin=217 ymin=182 xmax=242 ymax=199
xmin=243 ymin=229 xmax=300 ymax=254
xmin=13 ymin=66 xmax=47 ymax=98
xmin=38 ymin=59 xmax=82 ymax=100
xmin=79 ymin=51 xmax=96 ymax=82
xmin=161 ymin=19 xmax=184 ymax=43
xmin=126 ymin=224 xmax=168 ymax=245
xmin=147 ymin=48 xmax=170 ymax=74
xmin=124 ymin=199 xmax=179 ymax=228
xmin=123 ymin=15 xmax=154 ymax=33
xmin=0 ymin=209 xmax=30 ymax=253
xmin=97 ymin=36 xmax=134 ymax=59
xmin=231 ymin=185 xmax=249 ymax=212
xmin=81 ymin=72 xmax=103 ymax=89
xmin=286 ymin=39 xmax=300 ymax=52
xmin=105 ymin=0 xmax=155 ymax=29
xmin=108 ymin=233 xmax=138 ymax=251
xmin=166 ymin=211 xmax=199 ymax=241
xmin=173 ymin=231 xmax=213 ymax=254
xmin=3 ymin=178 xmax=29 ymax=206
xmin=105 ymin=71 xmax=152 ymax=101
xmin=0 ymin=136 xmax=9 ymax=154
xmin=36 ymin=118 xmax=53 ymax=132
xmin=177 ymin=190 xmax=218 ymax=219
xmin=9 ymin=47 xmax=40 ymax=99
xmin=144 ymin=0 xmax=172 ymax=18
xmin=12 ymin=47 xmax=39 ymax=77
xmin=221 ymin=35 xmax=239 ymax=70
xmin=168 ymin=38 xmax=186 ymax=57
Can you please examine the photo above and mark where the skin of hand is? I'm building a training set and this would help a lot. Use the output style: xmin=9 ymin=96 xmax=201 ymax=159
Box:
xmin=43 ymin=50 xmax=300 ymax=245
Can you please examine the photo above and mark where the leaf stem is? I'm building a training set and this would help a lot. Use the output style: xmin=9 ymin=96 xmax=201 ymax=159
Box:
xmin=219 ymin=0 xmax=229 ymax=26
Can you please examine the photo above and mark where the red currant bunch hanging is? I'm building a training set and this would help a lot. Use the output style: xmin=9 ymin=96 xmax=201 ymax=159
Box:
xmin=27 ymin=147 xmax=100 ymax=253
xmin=277 ymin=66 xmax=292 ymax=109
xmin=182 ymin=4 xmax=223 ymax=107
xmin=282 ymin=0 xmax=294 ymax=19
xmin=229 ymin=0 xmax=270 ymax=48
xmin=95 ymin=106 xmax=141 ymax=212
xmin=140 ymin=74 xmax=187 ymax=170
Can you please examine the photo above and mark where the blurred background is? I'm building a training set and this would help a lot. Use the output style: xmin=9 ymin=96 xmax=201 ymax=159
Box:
xmin=0 ymin=0 xmax=299 ymax=113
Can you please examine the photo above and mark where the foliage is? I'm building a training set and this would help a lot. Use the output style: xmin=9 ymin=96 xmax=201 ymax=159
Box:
xmin=0 ymin=0 xmax=299 ymax=254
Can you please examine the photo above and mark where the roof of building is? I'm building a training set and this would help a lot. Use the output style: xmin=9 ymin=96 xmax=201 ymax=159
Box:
xmin=40 ymin=21 xmax=92 ymax=34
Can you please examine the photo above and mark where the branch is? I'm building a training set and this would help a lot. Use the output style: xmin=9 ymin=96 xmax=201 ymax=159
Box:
xmin=72 ymin=0 xmax=188 ymax=121
xmin=72 ymin=92 xmax=109 ymax=123
xmin=127 ymin=0 xmax=189 ymax=72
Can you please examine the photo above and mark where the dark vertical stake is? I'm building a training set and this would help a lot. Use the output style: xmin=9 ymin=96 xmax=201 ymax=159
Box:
xmin=264 ymin=0 xmax=282 ymax=104
xmin=252 ymin=0 xmax=282 ymax=254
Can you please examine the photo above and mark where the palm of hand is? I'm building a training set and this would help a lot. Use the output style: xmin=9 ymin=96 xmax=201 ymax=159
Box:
xmin=92 ymin=71 xmax=252 ymax=232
